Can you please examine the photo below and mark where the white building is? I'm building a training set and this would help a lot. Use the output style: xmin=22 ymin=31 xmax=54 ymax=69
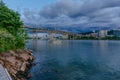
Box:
xmin=62 ymin=34 xmax=68 ymax=40
xmin=28 ymin=33 xmax=48 ymax=39
xmin=28 ymin=33 xmax=63 ymax=40
xmin=98 ymin=30 xmax=108 ymax=38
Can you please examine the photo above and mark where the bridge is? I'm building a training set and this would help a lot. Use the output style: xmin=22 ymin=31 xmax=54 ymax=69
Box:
xmin=24 ymin=26 xmax=81 ymax=40
xmin=25 ymin=26 xmax=75 ymax=35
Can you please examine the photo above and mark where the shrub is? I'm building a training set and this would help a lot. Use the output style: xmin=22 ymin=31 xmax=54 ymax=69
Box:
xmin=0 ymin=29 xmax=15 ymax=52
xmin=0 ymin=1 xmax=27 ymax=52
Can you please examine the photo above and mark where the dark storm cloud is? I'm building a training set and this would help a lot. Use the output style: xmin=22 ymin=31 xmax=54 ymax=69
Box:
xmin=23 ymin=0 xmax=120 ymax=28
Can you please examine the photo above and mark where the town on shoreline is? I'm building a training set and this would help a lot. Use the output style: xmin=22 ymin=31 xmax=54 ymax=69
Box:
xmin=27 ymin=28 xmax=120 ymax=40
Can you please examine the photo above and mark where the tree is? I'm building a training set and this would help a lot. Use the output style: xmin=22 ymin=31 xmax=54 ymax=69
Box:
xmin=0 ymin=0 xmax=23 ymax=36
xmin=0 ymin=0 xmax=27 ymax=52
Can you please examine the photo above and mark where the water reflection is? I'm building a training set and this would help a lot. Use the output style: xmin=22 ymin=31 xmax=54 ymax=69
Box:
xmin=27 ymin=40 xmax=120 ymax=80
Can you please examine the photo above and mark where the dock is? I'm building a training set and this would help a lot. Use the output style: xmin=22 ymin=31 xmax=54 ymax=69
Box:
xmin=0 ymin=64 xmax=12 ymax=80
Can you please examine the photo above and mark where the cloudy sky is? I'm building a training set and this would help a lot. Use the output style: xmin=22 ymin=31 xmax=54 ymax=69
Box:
xmin=3 ymin=0 xmax=120 ymax=31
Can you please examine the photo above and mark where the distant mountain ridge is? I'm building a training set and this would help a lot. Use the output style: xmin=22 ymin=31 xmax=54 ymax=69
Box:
xmin=25 ymin=23 xmax=118 ymax=34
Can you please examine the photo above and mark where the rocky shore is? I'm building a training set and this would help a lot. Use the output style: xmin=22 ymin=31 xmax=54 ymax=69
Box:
xmin=0 ymin=49 xmax=35 ymax=80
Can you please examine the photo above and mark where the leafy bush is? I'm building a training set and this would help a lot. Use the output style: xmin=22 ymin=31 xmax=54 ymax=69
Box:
xmin=0 ymin=1 xmax=27 ymax=52
xmin=0 ymin=29 xmax=15 ymax=52
xmin=0 ymin=1 xmax=23 ymax=36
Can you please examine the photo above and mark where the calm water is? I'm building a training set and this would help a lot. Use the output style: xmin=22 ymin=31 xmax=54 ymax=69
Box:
xmin=27 ymin=40 xmax=120 ymax=80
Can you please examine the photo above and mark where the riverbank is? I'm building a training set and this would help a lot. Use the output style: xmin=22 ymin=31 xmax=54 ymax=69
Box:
xmin=0 ymin=49 xmax=35 ymax=80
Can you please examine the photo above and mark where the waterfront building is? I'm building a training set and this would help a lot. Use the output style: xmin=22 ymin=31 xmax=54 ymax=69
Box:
xmin=62 ymin=34 xmax=69 ymax=40
xmin=98 ymin=30 xmax=108 ymax=38
xmin=90 ymin=33 xmax=98 ymax=38
xmin=113 ymin=29 xmax=120 ymax=37
xmin=107 ymin=30 xmax=114 ymax=37
xmin=28 ymin=33 xmax=49 ymax=39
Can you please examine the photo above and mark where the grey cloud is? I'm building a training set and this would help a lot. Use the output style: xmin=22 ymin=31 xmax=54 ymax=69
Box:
xmin=39 ymin=0 xmax=120 ymax=18
xmin=39 ymin=0 xmax=82 ymax=18
xmin=23 ymin=0 xmax=120 ymax=31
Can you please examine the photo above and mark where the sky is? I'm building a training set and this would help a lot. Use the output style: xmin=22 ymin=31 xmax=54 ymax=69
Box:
xmin=3 ymin=0 xmax=56 ymax=15
xmin=2 ymin=0 xmax=120 ymax=32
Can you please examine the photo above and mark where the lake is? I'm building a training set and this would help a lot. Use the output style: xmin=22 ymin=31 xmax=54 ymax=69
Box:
xmin=27 ymin=40 xmax=120 ymax=80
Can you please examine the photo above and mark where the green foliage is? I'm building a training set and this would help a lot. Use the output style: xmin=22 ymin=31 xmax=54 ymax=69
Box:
xmin=0 ymin=1 xmax=27 ymax=52
xmin=0 ymin=29 xmax=15 ymax=52
xmin=0 ymin=1 xmax=23 ymax=36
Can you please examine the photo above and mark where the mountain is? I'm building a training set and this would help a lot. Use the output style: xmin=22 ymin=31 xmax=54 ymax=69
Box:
xmin=25 ymin=23 xmax=115 ymax=34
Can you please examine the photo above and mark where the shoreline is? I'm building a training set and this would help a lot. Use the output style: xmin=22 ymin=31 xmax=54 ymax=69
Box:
xmin=0 ymin=49 xmax=35 ymax=80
